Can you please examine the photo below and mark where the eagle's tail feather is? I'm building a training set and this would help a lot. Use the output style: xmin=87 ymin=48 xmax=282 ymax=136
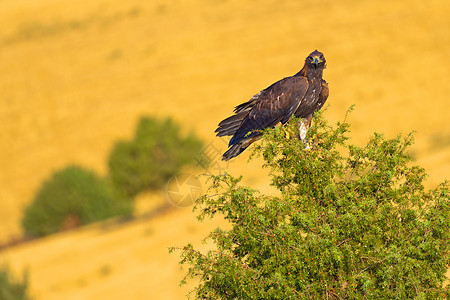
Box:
xmin=215 ymin=112 xmax=247 ymax=137
xmin=222 ymin=135 xmax=262 ymax=161
xmin=222 ymin=143 xmax=248 ymax=161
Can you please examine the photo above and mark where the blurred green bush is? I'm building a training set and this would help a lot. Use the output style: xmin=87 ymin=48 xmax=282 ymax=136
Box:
xmin=21 ymin=166 xmax=133 ymax=237
xmin=0 ymin=265 xmax=32 ymax=300
xmin=108 ymin=117 xmax=205 ymax=197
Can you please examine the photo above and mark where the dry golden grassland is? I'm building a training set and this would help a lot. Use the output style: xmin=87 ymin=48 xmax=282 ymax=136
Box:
xmin=0 ymin=0 xmax=448 ymax=298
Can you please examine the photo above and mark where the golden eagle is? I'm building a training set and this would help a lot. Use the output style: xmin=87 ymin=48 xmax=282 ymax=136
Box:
xmin=216 ymin=50 xmax=329 ymax=160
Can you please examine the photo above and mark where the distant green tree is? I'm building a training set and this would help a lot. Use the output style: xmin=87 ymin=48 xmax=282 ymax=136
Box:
xmin=22 ymin=166 xmax=133 ymax=237
xmin=0 ymin=265 xmax=32 ymax=300
xmin=108 ymin=117 xmax=205 ymax=197
xmin=172 ymin=110 xmax=450 ymax=299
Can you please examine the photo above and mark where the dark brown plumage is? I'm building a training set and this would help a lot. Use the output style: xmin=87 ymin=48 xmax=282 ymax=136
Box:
xmin=216 ymin=50 xmax=329 ymax=160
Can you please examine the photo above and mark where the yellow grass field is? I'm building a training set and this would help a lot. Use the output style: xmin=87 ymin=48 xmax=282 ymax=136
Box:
xmin=0 ymin=0 xmax=449 ymax=298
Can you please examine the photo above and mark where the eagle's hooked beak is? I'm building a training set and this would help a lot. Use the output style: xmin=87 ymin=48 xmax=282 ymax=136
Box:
xmin=313 ymin=56 xmax=322 ymax=68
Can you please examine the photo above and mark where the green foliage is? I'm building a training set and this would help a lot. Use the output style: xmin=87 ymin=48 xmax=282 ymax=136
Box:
xmin=108 ymin=117 xmax=205 ymax=197
xmin=172 ymin=110 xmax=450 ymax=299
xmin=22 ymin=166 xmax=133 ymax=237
xmin=0 ymin=265 xmax=32 ymax=300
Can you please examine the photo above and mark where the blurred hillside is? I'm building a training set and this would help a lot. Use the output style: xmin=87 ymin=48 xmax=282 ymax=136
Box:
xmin=0 ymin=0 xmax=449 ymax=298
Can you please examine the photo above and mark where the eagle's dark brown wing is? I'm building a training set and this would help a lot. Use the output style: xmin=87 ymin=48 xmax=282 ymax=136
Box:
xmin=215 ymin=92 xmax=262 ymax=137
xmin=219 ymin=76 xmax=308 ymax=160
xmin=230 ymin=76 xmax=308 ymax=145
xmin=215 ymin=79 xmax=283 ymax=138
xmin=317 ymin=79 xmax=329 ymax=111
xmin=294 ymin=79 xmax=329 ymax=121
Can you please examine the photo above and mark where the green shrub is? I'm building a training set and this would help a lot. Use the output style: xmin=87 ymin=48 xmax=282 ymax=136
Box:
xmin=0 ymin=265 xmax=32 ymax=300
xmin=108 ymin=117 xmax=205 ymax=197
xmin=171 ymin=110 xmax=450 ymax=299
xmin=22 ymin=166 xmax=133 ymax=237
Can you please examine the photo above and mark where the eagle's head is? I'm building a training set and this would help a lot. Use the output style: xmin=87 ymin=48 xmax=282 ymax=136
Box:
xmin=305 ymin=50 xmax=326 ymax=69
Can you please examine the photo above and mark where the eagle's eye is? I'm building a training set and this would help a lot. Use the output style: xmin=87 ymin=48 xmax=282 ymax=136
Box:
xmin=307 ymin=56 xmax=313 ymax=60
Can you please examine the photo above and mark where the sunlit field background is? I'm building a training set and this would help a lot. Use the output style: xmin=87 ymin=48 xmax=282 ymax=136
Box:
xmin=0 ymin=0 xmax=448 ymax=298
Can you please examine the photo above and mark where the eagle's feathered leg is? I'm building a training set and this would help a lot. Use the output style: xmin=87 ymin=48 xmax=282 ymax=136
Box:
xmin=298 ymin=115 xmax=313 ymax=150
